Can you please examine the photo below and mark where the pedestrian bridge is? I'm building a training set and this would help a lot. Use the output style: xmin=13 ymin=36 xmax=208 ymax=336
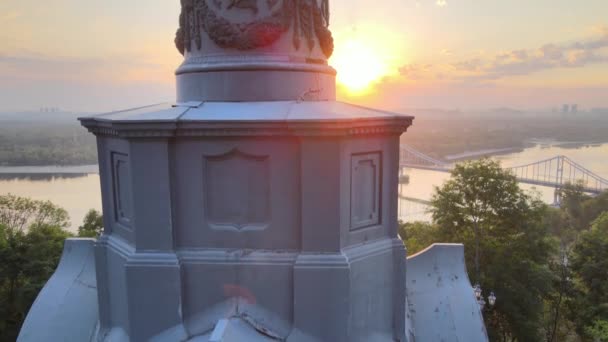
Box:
xmin=400 ymin=145 xmax=608 ymax=195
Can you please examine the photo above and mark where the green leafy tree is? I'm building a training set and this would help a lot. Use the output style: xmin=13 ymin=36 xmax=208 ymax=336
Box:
xmin=586 ymin=320 xmax=608 ymax=342
xmin=558 ymin=183 xmax=608 ymax=237
xmin=581 ymin=190 xmax=608 ymax=231
xmin=429 ymin=159 xmax=555 ymax=341
xmin=398 ymin=221 xmax=442 ymax=255
xmin=78 ymin=209 xmax=103 ymax=238
xmin=0 ymin=195 xmax=72 ymax=341
xmin=0 ymin=194 xmax=69 ymax=231
xmin=541 ymin=188 xmax=608 ymax=342
xmin=541 ymin=203 xmax=578 ymax=342
xmin=568 ymin=211 xmax=608 ymax=340
xmin=558 ymin=182 xmax=590 ymax=232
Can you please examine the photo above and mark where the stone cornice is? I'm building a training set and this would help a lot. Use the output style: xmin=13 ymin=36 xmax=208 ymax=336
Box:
xmin=81 ymin=116 xmax=413 ymax=139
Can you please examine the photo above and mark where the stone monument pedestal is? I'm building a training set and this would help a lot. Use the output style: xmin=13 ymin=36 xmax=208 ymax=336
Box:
xmin=78 ymin=100 xmax=412 ymax=342
xmin=74 ymin=0 xmax=415 ymax=338
xmin=17 ymin=1 xmax=489 ymax=340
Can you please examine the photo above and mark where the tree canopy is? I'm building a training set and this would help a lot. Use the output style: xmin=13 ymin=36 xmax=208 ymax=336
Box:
xmin=568 ymin=211 xmax=608 ymax=340
xmin=402 ymin=159 xmax=608 ymax=341
xmin=404 ymin=159 xmax=557 ymax=341
xmin=0 ymin=193 xmax=70 ymax=232
xmin=77 ymin=209 xmax=103 ymax=238
xmin=0 ymin=194 xmax=73 ymax=341
xmin=0 ymin=194 xmax=105 ymax=341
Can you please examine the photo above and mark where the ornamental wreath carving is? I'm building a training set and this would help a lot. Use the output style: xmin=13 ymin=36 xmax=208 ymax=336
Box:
xmin=175 ymin=0 xmax=333 ymax=58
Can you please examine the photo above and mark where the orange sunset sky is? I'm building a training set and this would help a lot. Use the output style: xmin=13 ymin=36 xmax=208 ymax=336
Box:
xmin=1 ymin=0 xmax=608 ymax=112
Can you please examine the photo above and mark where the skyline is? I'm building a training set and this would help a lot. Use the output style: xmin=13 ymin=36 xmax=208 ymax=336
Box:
xmin=1 ymin=0 xmax=608 ymax=112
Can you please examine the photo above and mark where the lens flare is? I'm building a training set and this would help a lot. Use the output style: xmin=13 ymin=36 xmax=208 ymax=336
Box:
xmin=330 ymin=26 xmax=405 ymax=95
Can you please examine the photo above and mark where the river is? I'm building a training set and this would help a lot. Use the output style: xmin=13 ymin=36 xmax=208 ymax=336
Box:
xmin=399 ymin=142 xmax=608 ymax=222
xmin=0 ymin=143 xmax=606 ymax=232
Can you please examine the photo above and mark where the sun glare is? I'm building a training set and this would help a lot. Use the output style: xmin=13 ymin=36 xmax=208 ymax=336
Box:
xmin=330 ymin=28 xmax=403 ymax=95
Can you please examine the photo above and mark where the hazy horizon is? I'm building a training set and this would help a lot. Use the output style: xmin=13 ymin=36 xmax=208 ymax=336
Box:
xmin=2 ymin=0 xmax=608 ymax=112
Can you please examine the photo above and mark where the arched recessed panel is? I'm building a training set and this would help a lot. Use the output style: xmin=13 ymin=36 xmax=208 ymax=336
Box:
xmin=204 ymin=149 xmax=270 ymax=231
xmin=111 ymin=152 xmax=133 ymax=230
xmin=350 ymin=152 xmax=381 ymax=230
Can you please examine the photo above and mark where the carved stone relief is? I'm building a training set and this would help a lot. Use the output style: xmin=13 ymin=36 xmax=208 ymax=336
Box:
xmin=111 ymin=152 xmax=133 ymax=229
xmin=175 ymin=0 xmax=333 ymax=58
xmin=350 ymin=152 xmax=381 ymax=230
xmin=204 ymin=149 xmax=270 ymax=231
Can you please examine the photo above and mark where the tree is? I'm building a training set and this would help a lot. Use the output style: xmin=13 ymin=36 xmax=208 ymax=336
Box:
xmin=586 ymin=320 xmax=608 ymax=342
xmin=429 ymin=159 xmax=556 ymax=341
xmin=0 ymin=195 xmax=72 ymax=341
xmin=78 ymin=209 xmax=103 ymax=238
xmin=581 ymin=190 xmax=608 ymax=232
xmin=0 ymin=194 xmax=69 ymax=232
xmin=398 ymin=221 xmax=442 ymax=255
xmin=541 ymin=188 xmax=608 ymax=342
xmin=541 ymin=204 xmax=577 ymax=342
xmin=568 ymin=211 xmax=608 ymax=340
xmin=559 ymin=183 xmax=608 ymax=236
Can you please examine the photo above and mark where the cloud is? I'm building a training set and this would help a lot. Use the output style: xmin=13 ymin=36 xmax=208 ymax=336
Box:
xmin=399 ymin=27 xmax=608 ymax=83
xmin=0 ymin=50 xmax=178 ymax=111
xmin=436 ymin=0 xmax=447 ymax=7
xmin=452 ymin=59 xmax=483 ymax=72
xmin=0 ymin=10 xmax=21 ymax=22
xmin=0 ymin=51 xmax=171 ymax=84
xmin=399 ymin=63 xmax=434 ymax=80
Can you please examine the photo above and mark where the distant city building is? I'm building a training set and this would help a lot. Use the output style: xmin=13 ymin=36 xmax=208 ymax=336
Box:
xmin=571 ymin=104 xmax=578 ymax=114
xmin=562 ymin=104 xmax=570 ymax=114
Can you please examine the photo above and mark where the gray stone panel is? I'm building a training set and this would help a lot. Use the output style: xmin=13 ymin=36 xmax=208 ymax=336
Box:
xmin=292 ymin=253 xmax=350 ymax=342
xmin=339 ymin=136 xmax=400 ymax=249
xmin=98 ymin=138 xmax=133 ymax=243
xmin=204 ymin=149 xmax=270 ymax=231
xmin=173 ymin=139 xmax=300 ymax=250
xmin=180 ymin=250 xmax=297 ymax=338
xmin=129 ymin=139 xmax=174 ymax=251
xmin=125 ymin=254 xmax=186 ymax=341
xmin=104 ymin=236 xmax=132 ymax=335
xmin=345 ymin=238 xmax=406 ymax=342
xmin=300 ymin=138 xmax=341 ymax=252
xmin=349 ymin=152 xmax=381 ymax=231
xmin=111 ymin=152 xmax=133 ymax=229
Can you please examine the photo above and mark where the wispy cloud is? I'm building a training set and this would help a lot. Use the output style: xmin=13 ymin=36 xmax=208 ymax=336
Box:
xmin=0 ymin=51 xmax=175 ymax=111
xmin=0 ymin=51 xmax=172 ymax=84
xmin=0 ymin=10 xmax=21 ymax=22
xmin=399 ymin=27 xmax=608 ymax=82
xmin=436 ymin=0 xmax=447 ymax=7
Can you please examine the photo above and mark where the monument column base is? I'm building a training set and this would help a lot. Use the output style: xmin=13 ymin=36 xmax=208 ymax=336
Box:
xmin=292 ymin=238 xmax=406 ymax=342
xmin=124 ymin=254 xmax=186 ymax=342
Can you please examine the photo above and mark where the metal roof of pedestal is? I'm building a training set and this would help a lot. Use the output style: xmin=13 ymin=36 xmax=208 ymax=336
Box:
xmin=81 ymin=101 xmax=413 ymax=123
xmin=79 ymin=101 xmax=414 ymax=138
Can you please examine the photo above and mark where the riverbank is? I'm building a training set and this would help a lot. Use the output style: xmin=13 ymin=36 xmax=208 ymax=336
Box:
xmin=443 ymin=140 xmax=606 ymax=162
xmin=0 ymin=165 xmax=99 ymax=174
xmin=444 ymin=147 xmax=524 ymax=161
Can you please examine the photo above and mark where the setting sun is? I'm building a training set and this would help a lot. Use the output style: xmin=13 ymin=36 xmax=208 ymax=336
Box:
xmin=330 ymin=26 xmax=405 ymax=95
xmin=331 ymin=39 xmax=389 ymax=93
